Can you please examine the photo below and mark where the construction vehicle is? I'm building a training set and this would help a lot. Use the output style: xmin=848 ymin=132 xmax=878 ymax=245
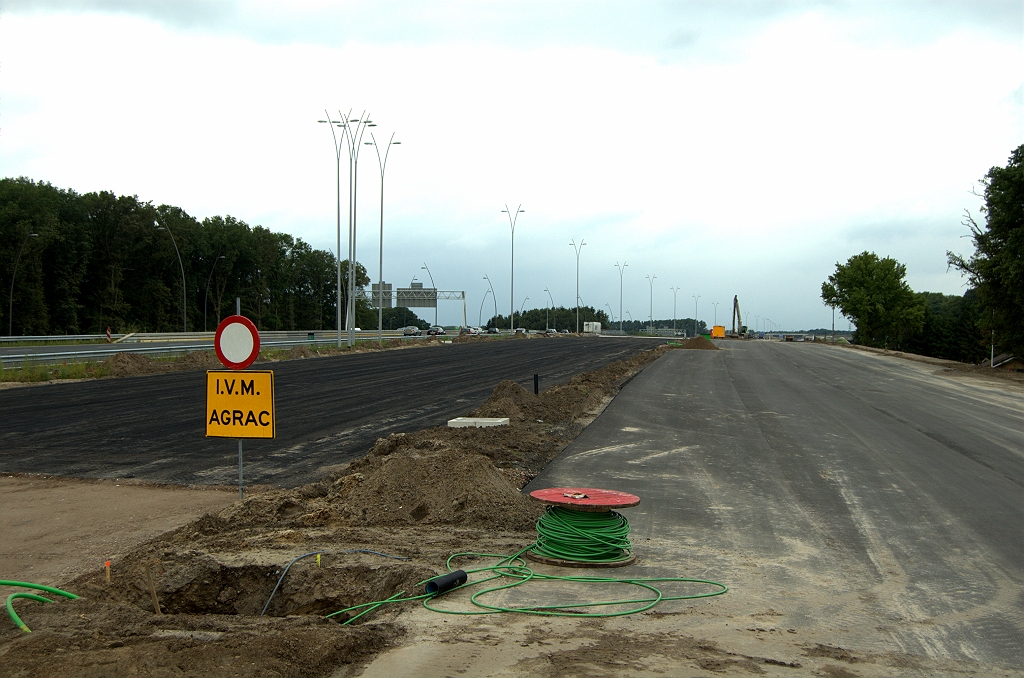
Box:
xmin=729 ymin=295 xmax=749 ymax=338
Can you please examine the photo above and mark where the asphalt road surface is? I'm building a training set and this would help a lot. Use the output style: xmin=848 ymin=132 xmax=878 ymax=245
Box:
xmin=0 ymin=337 xmax=657 ymax=487
xmin=526 ymin=341 xmax=1023 ymax=669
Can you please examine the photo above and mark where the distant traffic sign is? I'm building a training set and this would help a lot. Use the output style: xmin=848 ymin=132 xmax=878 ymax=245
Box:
xmin=206 ymin=370 xmax=275 ymax=438
xmin=215 ymin=315 xmax=260 ymax=369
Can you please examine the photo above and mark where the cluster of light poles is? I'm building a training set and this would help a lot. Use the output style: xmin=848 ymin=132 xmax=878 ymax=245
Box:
xmin=321 ymin=109 xmax=401 ymax=348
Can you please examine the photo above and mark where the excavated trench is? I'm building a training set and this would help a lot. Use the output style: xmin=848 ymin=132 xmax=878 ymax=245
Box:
xmin=116 ymin=553 xmax=432 ymax=620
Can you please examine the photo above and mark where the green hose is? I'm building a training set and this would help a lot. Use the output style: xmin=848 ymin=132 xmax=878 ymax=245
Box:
xmin=5 ymin=593 xmax=54 ymax=632
xmin=326 ymin=507 xmax=727 ymax=623
xmin=1 ymin=581 xmax=79 ymax=633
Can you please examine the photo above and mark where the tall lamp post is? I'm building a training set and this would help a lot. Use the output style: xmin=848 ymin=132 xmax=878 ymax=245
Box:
xmin=605 ymin=303 xmax=615 ymax=325
xmin=502 ymin=205 xmax=524 ymax=331
xmin=421 ymin=263 xmax=437 ymax=326
xmin=519 ymin=296 xmax=530 ymax=324
xmin=570 ymin=239 xmax=586 ymax=333
xmin=545 ymin=287 xmax=556 ymax=331
xmin=318 ymin=111 xmax=346 ymax=347
xmin=615 ymin=261 xmax=627 ymax=334
xmin=203 ymin=254 xmax=225 ymax=332
xmin=7 ymin=231 xmax=38 ymax=336
xmin=669 ymin=286 xmax=679 ymax=334
xmin=155 ymin=221 xmax=186 ymax=332
xmin=478 ymin=289 xmax=491 ymax=327
xmin=692 ymin=294 xmax=700 ymax=338
xmin=645 ymin=274 xmax=656 ymax=334
xmin=712 ymin=301 xmax=719 ymax=327
xmin=483 ymin=274 xmax=498 ymax=327
xmin=365 ymin=131 xmax=400 ymax=343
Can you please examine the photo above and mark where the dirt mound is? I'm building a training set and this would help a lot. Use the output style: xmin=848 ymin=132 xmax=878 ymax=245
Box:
xmin=674 ymin=336 xmax=720 ymax=350
xmin=175 ymin=350 xmax=221 ymax=369
xmin=286 ymin=345 xmax=316 ymax=359
xmin=102 ymin=352 xmax=172 ymax=377
xmin=336 ymin=444 xmax=541 ymax=530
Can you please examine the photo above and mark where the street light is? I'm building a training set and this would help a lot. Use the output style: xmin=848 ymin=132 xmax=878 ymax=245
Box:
xmin=7 ymin=231 xmax=38 ymax=336
xmin=478 ymin=288 xmax=491 ymax=327
xmin=626 ymin=310 xmax=633 ymax=324
xmin=365 ymin=132 xmax=400 ymax=343
xmin=692 ymin=294 xmax=700 ymax=338
xmin=605 ymin=303 xmax=615 ymax=325
xmin=669 ymin=286 xmax=680 ymax=334
xmin=501 ymin=205 xmax=524 ymax=331
xmin=712 ymin=301 xmax=719 ymax=327
xmin=647 ymin=272 xmax=655 ymax=333
xmin=203 ymin=255 xmax=226 ymax=332
xmin=545 ymin=287 xmax=556 ymax=331
xmin=569 ymin=239 xmax=586 ymax=333
xmin=155 ymin=221 xmax=186 ymax=332
xmin=615 ymin=261 xmax=627 ymax=334
xmin=421 ymin=263 xmax=437 ymax=326
xmin=483 ymin=274 xmax=498 ymax=327
xmin=518 ymin=296 xmax=529 ymax=327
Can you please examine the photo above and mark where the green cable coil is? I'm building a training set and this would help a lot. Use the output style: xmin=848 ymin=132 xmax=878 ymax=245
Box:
xmin=327 ymin=507 xmax=727 ymax=623
xmin=532 ymin=506 xmax=633 ymax=563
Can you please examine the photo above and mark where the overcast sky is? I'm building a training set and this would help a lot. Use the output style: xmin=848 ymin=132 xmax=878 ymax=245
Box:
xmin=2 ymin=1 xmax=1021 ymax=329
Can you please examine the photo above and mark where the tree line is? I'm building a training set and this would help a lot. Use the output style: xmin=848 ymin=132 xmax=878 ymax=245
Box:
xmin=0 ymin=177 xmax=387 ymax=335
xmin=822 ymin=145 xmax=1022 ymax=361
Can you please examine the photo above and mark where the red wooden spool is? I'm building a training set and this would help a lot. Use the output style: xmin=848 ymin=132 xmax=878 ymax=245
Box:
xmin=529 ymin=487 xmax=640 ymax=513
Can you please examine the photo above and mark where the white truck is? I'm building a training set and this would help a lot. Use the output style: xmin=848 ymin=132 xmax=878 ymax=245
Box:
xmin=583 ymin=321 xmax=601 ymax=334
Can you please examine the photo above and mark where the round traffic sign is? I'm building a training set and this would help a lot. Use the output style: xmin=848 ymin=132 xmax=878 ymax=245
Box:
xmin=214 ymin=315 xmax=261 ymax=370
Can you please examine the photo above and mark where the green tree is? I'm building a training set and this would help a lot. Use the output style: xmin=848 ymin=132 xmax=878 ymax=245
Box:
xmin=947 ymin=145 xmax=1024 ymax=356
xmin=821 ymin=252 xmax=925 ymax=348
xmin=904 ymin=291 xmax=985 ymax=363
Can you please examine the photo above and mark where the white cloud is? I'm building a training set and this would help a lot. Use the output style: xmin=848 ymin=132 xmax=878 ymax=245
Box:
xmin=0 ymin=4 xmax=1020 ymax=328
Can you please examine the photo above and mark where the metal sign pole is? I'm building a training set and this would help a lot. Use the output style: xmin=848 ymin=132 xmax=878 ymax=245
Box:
xmin=238 ymin=440 xmax=244 ymax=499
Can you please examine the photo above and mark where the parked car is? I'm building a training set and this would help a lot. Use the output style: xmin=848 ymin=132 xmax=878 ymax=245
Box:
xmin=560 ymin=329 xmax=570 ymax=334
xmin=427 ymin=326 xmax=446 ymax=336
xmin=402 ymin=326 xmax=422 ymax=336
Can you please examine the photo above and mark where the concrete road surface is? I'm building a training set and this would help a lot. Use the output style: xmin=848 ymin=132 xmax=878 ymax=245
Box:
xmin=526 ymin=341 xmax=1023 ymax=669
xmin=0 ymin=338 xmax=656 ymax=487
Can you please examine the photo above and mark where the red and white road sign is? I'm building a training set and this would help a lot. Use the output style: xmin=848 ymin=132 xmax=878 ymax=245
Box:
xmin=214 ymin=315 xmax=261 ymax=370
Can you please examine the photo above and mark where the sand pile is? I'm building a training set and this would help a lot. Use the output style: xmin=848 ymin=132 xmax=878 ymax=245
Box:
xmin=175 ymin=350 xmax=221 ymax=369
xmin=102 ymin=352 xmax=172 ymax=376
xmin=335 ymin=438 xmax=542 ymax=530
xmin=286 ymin=345 xmax=316 ymax=359
xmin=675 ymin=336 xmax=720 ymax=350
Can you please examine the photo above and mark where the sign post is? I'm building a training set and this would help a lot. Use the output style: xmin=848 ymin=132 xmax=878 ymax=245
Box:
xmin=208 ymin=315 xmax=273 ymax=499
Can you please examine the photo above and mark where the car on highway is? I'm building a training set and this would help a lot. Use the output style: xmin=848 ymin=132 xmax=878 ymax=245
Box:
xmin=486 ymin=327 xmax=500 ymax=334
xmin=427 ymin=326 xmax=446 ymax=336
xmin=402 ymin=326 xmax=422 ymax=336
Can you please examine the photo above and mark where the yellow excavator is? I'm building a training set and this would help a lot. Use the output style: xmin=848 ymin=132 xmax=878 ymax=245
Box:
xmin=729 ymin=295 xmax=749 ymax=338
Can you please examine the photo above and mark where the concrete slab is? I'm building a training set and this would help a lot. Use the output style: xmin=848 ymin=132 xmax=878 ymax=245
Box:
xmin=447 ymin=417 xmax=509 ymax=428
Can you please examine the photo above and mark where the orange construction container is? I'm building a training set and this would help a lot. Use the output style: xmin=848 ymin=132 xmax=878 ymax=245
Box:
xmin=711 ymin=325 xmax=726 ymax=338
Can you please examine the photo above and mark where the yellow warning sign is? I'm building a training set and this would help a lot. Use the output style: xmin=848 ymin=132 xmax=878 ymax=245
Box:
xmin=206 ymin=370 xmax=275 ymax=439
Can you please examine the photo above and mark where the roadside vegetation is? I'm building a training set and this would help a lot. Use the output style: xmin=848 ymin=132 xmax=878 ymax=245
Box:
xmin=0 ymin=361 xmax=111 ymax=383
xmin=822 ymin=144 xmax=1022 ymax=362
xmin=0 ymin=177 xmax=385 ymax=336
